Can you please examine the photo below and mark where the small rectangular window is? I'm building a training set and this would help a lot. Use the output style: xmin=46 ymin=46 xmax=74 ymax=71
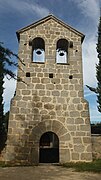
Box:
xmin=26 ymin=72 xmax=30 ymax=77
xmin=49 ymin=73 xmax=53 ymax=78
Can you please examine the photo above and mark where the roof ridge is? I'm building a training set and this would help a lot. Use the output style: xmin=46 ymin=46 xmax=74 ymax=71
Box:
xmin=16 ymin=14 xmax=85 ymax=42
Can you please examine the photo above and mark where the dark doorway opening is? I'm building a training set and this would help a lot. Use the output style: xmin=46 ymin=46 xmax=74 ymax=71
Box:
xmin=39 ymin=131 xmax=59 ymax=163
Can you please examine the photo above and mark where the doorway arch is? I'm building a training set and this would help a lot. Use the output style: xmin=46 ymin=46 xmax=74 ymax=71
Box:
xmin=39 ymin=131 xmax=59 ymax=163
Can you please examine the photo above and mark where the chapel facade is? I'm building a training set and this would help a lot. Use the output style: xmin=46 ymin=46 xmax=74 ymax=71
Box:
xmin=4 ymin=15 xmax=92 ymax=164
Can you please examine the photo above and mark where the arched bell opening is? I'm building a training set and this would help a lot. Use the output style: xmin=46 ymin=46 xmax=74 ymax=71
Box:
xmin=32 ymin=37 xmax=45 ymax=62
xmin=39 ymin=131 xmax=59 ymax=163
xmin=56 ymin=39 xmax=68 ymax=64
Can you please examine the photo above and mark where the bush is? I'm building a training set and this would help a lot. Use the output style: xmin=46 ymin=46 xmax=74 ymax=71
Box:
xmin=62 ymin=159 xmax=101 ymax=173
xmin=91 ymin=123 xmax=101 ymax=134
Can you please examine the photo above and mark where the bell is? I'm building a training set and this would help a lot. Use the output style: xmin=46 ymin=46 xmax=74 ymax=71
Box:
xmin=36 ymin=50 xmax=42 ymax=55
xmin=59 ymin=51 xmax=64 ymax=56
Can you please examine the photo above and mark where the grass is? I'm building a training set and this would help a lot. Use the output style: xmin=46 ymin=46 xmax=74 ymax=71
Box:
xmin=0 ymin=159 xmax=101 ymax=173
xmin=0 ymin=161 xmax=37 ymax=167
xmin=62 ymin=159 xmax=101 ymax=173
xmin=0 ymin=161 xmax=8 ymax=167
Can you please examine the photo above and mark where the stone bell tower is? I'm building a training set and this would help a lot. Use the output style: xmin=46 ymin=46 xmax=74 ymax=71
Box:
xmin=4 ymin=15 xmax=92 ymax=164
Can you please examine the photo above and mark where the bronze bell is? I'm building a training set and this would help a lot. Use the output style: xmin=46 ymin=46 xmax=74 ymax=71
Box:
xmin=36 ymin=49 xmax=42 ymax=55
xmin=59 ymin=51 xmax=65 ymax=56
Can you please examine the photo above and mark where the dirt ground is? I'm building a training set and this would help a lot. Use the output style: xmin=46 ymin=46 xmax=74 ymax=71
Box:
xmin=0 ymin=165 xmax=101 ymax=180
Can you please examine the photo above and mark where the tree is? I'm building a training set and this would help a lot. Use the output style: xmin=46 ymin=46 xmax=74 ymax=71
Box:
xmin=91 ymin=122 xmax=101 ymax=134
xmin=0 ymin=42 xmax=25 ymax=150
xmin=87 ymin=16 xmax=101 ymax=112
xmin=4 ymin=111 xmax=9 ymax=132
xmin=0 ymin=53 xmax=5 ymax=150
xmin=96 ymin=16 xmax=101 ymax=112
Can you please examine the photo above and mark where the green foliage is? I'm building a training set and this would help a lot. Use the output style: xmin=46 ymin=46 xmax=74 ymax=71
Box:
xmin=4 ymin=111 xmax=9 ymax=132
xmin=96 ymin=17 xmax=101 ymax=112
xmin=0 ymin=42 xmax=25 ymax=81
xmin=0 ymin=42 xmax=24 ymax=151
xmin=62 ymin=159 xmax=101 ymax=173
xmin=86 ymin=17 xmax=101 ymax=113
xmin=0 ymin=112 xmax=9 ymax=152
xmin=0 ymin=46 xmax=5 ymax=151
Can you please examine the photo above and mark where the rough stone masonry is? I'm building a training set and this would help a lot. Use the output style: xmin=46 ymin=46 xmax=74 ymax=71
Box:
xmin=3 ymin=15 xmax=92 ymax=164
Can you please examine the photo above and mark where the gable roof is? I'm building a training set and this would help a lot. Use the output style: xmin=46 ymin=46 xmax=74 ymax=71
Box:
xmin=16 ymin=14 xmax=85 ymax=42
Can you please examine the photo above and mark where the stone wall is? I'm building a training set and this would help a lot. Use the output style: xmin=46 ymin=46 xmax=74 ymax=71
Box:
xmin=1 ymin=135 xmax=101 ymax=162
xmin=2 ymin=16 xmax=92 ymax=164
xmin=91 ymin=135 xmax=101 ymax=159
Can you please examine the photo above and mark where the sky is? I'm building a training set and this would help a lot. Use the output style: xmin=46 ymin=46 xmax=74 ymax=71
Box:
xmin=0 ymin=0 xmax=101 ymax=123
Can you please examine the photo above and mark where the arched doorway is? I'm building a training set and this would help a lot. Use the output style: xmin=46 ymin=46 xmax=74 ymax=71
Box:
xmin=39 ymin=131 xmax=59 ymax=163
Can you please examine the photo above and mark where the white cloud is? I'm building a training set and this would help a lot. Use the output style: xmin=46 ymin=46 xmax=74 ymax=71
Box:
xmin=79 ymin=0 xmax=100 ymax=21
xmin=90 ymin=108 xmax=101 ymax=123
xmin=3 ymin=76 xmax=16 ymax=113
xmin=84 ymin=92 xmax=94 ymax=97
xmin=0 ymin=0 xmax=49 ymax=18
xmin=67 ymin=0 xmax=100 ymax=88
xmin=70 ymin=0 xmax=100 ymax=23
xmin=31 ymin=2 xmax=50 ymax=18
xmin=83 ymin=36 xmax=98 ymax=87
